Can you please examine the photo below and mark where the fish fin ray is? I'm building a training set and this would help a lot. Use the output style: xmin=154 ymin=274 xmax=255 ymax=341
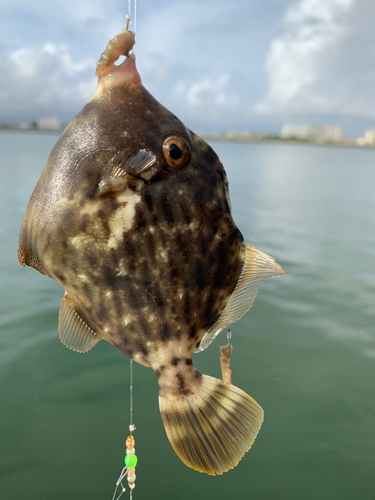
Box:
xmin=58 ymin=294 xmax=101 ymax=353
xmin=159 ymin=374 xmax=263 ymax=475
xmin=196 ymin=243 xmax=287 ymax=353
xmin=125 ymin=149 xmax=156 ymax=176
xmin=98 ymin=149 xmax=156 ymax=194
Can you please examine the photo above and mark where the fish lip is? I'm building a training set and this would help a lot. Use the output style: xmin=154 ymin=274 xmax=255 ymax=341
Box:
xmin=125 ymin=173 xmax=147 ymax=184
xmin=97 ymin=174 xmax=146 ymax=196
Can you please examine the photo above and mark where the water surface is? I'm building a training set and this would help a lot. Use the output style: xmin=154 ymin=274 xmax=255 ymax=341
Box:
xmin=1 ymin=132 xmax=374 ymax=499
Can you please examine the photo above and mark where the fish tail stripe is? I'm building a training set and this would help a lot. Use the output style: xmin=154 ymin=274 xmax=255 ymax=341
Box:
xmin=199 ymin=388 xmax=252 ymax=433
xmin=196 ymin=243 xmax=287 ymax=352
xmin=202 ymin=386 xmax=262 ymax=443
xmin=195 ymin=393 xmax=245 ymax=458
xmin=185 ymin=399 xmax=230 ymax=472
xmin=159 ymin=374 xmax=263 ymax=475
xmin=58 ymin=294 xmax=101 ymax=353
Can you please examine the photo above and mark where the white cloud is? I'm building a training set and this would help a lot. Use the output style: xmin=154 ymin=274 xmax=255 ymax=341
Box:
xmin=0 ymin=0 xmax=289 ymax=130
xmin=0 ymin=44 xmax=96 ymax=121
xmin=3 ymin=0 xmax=375 ymax=133
xmin=255 ymin=0 xmax=375 ymax=120
xmin=175 ymin=74 xmax=231 ymax=107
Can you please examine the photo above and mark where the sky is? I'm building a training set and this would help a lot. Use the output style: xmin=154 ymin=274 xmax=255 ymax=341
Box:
xmin=0 ymin=0 xmax=375 ymax=136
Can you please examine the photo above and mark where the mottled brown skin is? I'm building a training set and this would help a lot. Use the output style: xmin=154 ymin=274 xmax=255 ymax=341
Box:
xmin=19 ymin=56 xmax=244 ymax=401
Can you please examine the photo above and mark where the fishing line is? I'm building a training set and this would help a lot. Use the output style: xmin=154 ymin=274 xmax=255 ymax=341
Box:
xmin=134 ymin=0 xmax=137 ymax=39
xmin=112 ymin=6 xmax=139 ymax=498
xmin=111 ymin=359 xmax=137 ymax=500
xmin=129 ymin=359 xmax=134 ymax=435
xmin=126 ymin=0 xmax=137 ymax=54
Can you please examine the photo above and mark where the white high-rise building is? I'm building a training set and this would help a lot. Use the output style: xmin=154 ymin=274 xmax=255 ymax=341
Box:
xmin=357 ymin=128 xmax=375 ymax=146
xmin=37 ymin=117 xmax=62 ymax=131
xmin=323 ymin=126 xmax=343 ymax=141
xmin=280 ymin=124 xmax=342 ymax=142
xmin=280 ymin=124 xmax=311 ymax=139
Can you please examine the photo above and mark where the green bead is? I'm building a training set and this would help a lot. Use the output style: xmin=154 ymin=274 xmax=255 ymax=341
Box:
xmin=124 ymin=454 xmax=138 ymax=468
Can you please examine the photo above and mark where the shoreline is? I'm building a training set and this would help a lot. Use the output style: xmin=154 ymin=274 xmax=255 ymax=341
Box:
xmin=199 ymin=134 xmax=371 ymax=150
xmin=1 ymin=128 xmax=373 ymax=149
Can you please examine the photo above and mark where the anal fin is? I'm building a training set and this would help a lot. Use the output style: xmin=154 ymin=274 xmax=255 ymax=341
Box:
xmin=196 ymin=243 xmax=287 ymax=353
xmin=58 ymin=294 xmax=101 ymax=353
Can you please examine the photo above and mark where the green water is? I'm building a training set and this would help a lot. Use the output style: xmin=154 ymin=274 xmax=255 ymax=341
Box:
xmin=1 ymin=131 xmax=374 ymax=499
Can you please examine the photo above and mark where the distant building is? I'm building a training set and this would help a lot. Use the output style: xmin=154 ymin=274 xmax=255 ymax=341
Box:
xmin=323 ymin=125 xmax=343 ymax=141
xmin=18 ymin=122 xmax=31 ymax=130
xmin=280 ymin=124 xmax=342 ymax=142
xmin=37 ymin=117 xmax=61 ymax=131
xmin=280 ymin=124 xmax=311 ymax=140
xmin=357 ymin=128 xmax=375 ymax=146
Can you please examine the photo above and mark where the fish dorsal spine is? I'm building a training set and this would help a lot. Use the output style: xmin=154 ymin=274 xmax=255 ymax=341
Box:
xmin=196 ymin=243 xmax=287 ymax=353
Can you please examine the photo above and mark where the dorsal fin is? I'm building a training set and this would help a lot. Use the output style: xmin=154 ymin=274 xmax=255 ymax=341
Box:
xmin=58 ymin=294 xmax=101 ymax=353
xmin=98 ymin=149 xmax=156 ymax=195
xmin=196 ymin=244 xmax=287 ymax=353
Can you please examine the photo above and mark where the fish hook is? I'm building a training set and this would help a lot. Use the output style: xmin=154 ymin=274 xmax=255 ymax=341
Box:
xmin=125 ymin=14 xmax=131 ymax=31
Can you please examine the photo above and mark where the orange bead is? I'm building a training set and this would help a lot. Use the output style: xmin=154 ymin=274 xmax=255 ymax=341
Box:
xmin=126 ymin=436 xmax=135 ymax=449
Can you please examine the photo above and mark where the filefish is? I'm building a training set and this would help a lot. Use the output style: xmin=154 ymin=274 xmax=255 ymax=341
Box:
xmin=19 ymin=27 xmax=286 ymax=475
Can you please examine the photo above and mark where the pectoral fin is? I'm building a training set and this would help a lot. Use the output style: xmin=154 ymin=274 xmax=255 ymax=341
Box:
xmin=196 ymin=244 xmax=287 ymax=353
xmin=98 ymin=149 xmax=156 ymax=195
xmin=124 ymin=149 xmax=156 ymax=177
xmin=58 ymin=294 xmax=101 ymax=353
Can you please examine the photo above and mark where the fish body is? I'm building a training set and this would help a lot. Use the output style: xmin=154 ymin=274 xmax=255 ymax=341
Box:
xmin=19 ymin=29 xmax=286 ymax=475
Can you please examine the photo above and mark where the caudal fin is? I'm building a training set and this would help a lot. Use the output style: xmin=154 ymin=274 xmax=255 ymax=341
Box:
xmin=159 ymin=374 xmax=263 ymax=475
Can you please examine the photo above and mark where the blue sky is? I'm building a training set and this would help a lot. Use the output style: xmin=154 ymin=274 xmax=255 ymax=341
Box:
xmin=0 ymin=0 xmax=374 ymax=136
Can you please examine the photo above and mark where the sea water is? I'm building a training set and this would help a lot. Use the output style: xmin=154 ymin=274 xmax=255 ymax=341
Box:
xmin=0 ymin=131 xmax=374 ymax=500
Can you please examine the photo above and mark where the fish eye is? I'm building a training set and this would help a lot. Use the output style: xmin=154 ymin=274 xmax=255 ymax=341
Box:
xmin=162 ymin=136 xmax=190 ymax=169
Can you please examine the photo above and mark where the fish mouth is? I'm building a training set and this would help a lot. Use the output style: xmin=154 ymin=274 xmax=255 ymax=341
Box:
xmin=97 ymin=174 xmax=144 ymax=196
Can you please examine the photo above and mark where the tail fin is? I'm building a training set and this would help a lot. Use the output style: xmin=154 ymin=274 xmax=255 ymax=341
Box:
xmin=159 ymin=375 xmax=263 ymax=475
